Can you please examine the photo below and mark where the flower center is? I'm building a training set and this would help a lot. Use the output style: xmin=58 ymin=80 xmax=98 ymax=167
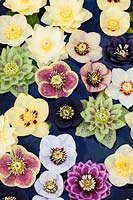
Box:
xmin=20 ymin=0 xmax=31 ymax=3
xmin=41 ymin=39 xmax=53 ymax=52
xmin=107 ymin=0 xmax=120 ymax=2
xmin=5 ymin=24 xmax=22 ymax=40
xmin=43 ymin=179 xmax=58 ymax=193
xmin=4 ymin=63 xmax=18 ymax=76
xmin=59 ymin=7 xmax=73 ymax=21
xmin=86 ymin=71 xmax=101 ymax=86
xmin=50 ymin=148 xmax=67 ymax=165
xmin=19 ymin=108 xmax=38 ymax=127
xmin=120 ymin=81 xmax=133 ymax=96
xmin=79 ymin=175 xmax=96 ymax=192
xmin=115 ymin=156 xmax=133 ymax=177
xmin=51 ymin=74 xmax=64 ymax=89
xmin=58 ymin=104 xmax=74 ymax=120
xmin=95 ymin=109 xmax=110 ymax=124
xmin=3 ymin=197 xmax=16 ymax=200
xmin=75 ymin=42 xmax=89 ymax=56
xmin=114 ymin=44 xmax=129 ymax=59
xmin=10 ymin=159 xmax=25 ymax=175
xmin=107 ymin=19 xmax=119 ymax=31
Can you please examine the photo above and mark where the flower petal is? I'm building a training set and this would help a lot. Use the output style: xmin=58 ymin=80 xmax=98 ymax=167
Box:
xmin=35 ymin=67 xmax=53 ymax=84
xmin=112 ymin=68 xmax=128 ymax=86
xmin=0 ymin=154 xmax=12 ymax=177
xmin=32 ymin=122 xmax=49 ymax=138
xmin=63 ymin=71 xmax=78 ymax=91
xmin=105 ymin=83 xmax=121 ymax=100
xmin=23 ymin=153 xmax=40 ymax=174
xmin=38 ymin=82 xmax=57 ymax=98
xmin=1 ymin=174 xmax=16 ymax=187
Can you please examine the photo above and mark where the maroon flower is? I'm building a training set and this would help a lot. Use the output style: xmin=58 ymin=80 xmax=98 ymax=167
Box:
xmin=65 ymin=160 xmax=112 ymax=200
xmin=35 ymin=61 xmax=79 ymax=98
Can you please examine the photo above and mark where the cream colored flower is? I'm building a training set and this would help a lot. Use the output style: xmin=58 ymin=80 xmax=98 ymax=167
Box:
xmin=100 ymin=6 xmax=130 ymax=36
xmin=3 ymin=0 xmax=47 ymax=15
xmin=105 ymin=144 xmax=133 ymax=187
xmin=41 ymin=0 xmax=93 ymax=33
xmin=5 ymin=93 xmax=49 ymax=138
xmin=26 ymin=25 xmax=68 ymax=66
xmin=0 ymin=115 xmax=17 ymax=156
xmin=125 ymin=112 xmax=133 ymax=140
xmin=97 ymin=0 xmax=131 ymax=11
xmin=0 ymin=14 xmax=33 ymax=46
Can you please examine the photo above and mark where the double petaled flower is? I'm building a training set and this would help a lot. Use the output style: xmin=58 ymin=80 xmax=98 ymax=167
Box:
xmin=0 ymin=145 xmax=40 ymax=188
xmin=35 ymin=61 xmax=79 ymax=98
xmin=65 ymin=160 xmax=112 ymax=200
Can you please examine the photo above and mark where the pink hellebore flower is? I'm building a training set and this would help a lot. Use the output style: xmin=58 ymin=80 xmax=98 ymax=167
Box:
xmin=80 ymin=62 xmax=112 ymax=93
xmin=35 ymin=61 xmax=79 ymax=98
xmin=0 ymin=145 xmax=40 ymax=188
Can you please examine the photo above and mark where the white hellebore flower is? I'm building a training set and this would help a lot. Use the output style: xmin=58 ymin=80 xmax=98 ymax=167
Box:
xmin=100 ymin=6 xmax=130 ymax=36
xmin=33 ymin=195 xmax=64 ymax=200
xmin=105 ymin=68 xmax=133 ymax=109
xmin=125 ymin=112 xmax=133 ymax=140
xmin=34 ymin=171 xmax=64 ymax=199
xmin=39 ymin=134 xmax=77 ymax=174
xmin=105 ymin=144 xmax=133 ymax=187
xmin=0 ymin=14 xmax=33 ymax=47
xmin=26 ymin=25 xmax=68 ymax=66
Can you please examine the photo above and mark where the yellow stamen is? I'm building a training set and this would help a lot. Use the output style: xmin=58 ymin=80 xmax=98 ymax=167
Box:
xmin=5 ymin=24 xmax=22 ymax=40
xmin=41 ymin=39 xmax=53 ymax=51
xmin=107 ymin=19 xmax=119 ymax=31
xmin=59 ymin=7 xmax=73 ymax=21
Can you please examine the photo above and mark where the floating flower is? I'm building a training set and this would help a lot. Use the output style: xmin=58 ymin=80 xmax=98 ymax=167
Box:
xmin=76 ymin=93 xmax=127 ymax=148
xmin=80 ymin=62 xmax=111 ymax=93
xmin=26 ymin=25 xmax=68 ymax=66
xmin=97 ymin=0 xmax=131 ymax=10
xmin=105 ymin=68 xmax=133 ymax=109
xmin=49 ymin=97 xmax=83 ymax=129
xmin=0 ymin=115 xmax=17 ymax=156
xmin=5 ymin=93 xmax=49 ymax=138
xmin=105 ymin=144 xmax=133 ymax=187
xmin=33 ymin=196 xmax=64 ymax=200
xmin=125 ymin=112 xmax=133 ymax=139
xmin=0 ymin=46 xmax=37 ymax=96
xmin=3 ymin=0 xmax=47 ymax=15
xmin=65 ymin=160 xmax=112 ymax=200
xmin=103 ymin=36 xmax=133 ymax=66
xmin=34 ymin=171 xmax=64 ymax=199
xmin=66 ymin=30 xmax=102 ymax=63
xmin=100 ymin=6 xmax=130 ymax=36
xmin=0 ymin=145 xmax=40 ymax=188
xmin=41 ymin=0 xmax=92 ymax=33
xmin=0 ymin=14 xmax=33 ymax=46
xmin=39 ymin=134 xmax=77 ymax=174
xmin=35 ymin=61 xmax=79 ymax=98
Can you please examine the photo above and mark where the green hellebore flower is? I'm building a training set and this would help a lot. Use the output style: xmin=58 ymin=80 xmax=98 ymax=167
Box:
xmin=0 ymin=46 xmax=37 ymax=96
xmin=76 ymin=93 xmax=128 ymax=149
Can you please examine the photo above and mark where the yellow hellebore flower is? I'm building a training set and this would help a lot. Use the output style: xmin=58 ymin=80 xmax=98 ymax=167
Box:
xmin=0 ymin=115 xmax=18 ymax=156
xmin=105 ymin=144 xmax=133 ymax=187
xmin=125 ymin=112 xmax=133 ymax=140
xmin=100 ymin=6 xmax=130 ymax=36
xmin=3 ymin=0 xmax=47 ymax=15
xmin=41 ymin=0 xmax=93 ymax=33
xmin=5 ymin=93 xmax=49 ymax=138
xmin=97 ymin=0 xmax=131 ymax=11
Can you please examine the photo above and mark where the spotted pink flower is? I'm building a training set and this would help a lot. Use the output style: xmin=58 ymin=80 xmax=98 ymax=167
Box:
xmin=0 ymin=145 xmax=40 ymax=188
xmin=35 ymin=61 xmax=79 ymax=98
xmin=80 ymin=62 xmax=111 ymax=93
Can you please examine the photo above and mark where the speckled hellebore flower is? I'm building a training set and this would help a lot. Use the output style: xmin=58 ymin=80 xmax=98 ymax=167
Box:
xmin=5 ymin=93 xmax=49 ymax=138
xmin=65 ymin=160 xmax=112 ymax=200
xmin=35 ymin=61 xmax=79 ymax=98
xmin=103 ymin=36 xmax=133 ymax=66
xmin=76 ymin=93 xmax=127 ymax=148
xmin=80 ymin=62 xmax=111 ymax=93
xmin=66 ymin=30 xmax=102 ymax=63
xmin=41 ymin=0 xmax=92 ymax=33
xmin=100 ymin=6 xmax=130 ymax=36
xmin=125 ymin=112 xmax=133 ymax=140
xmin=0 ymin=115 xmax=17 ymax=156
xmin=0 ymin=145 xmax=40 ymax=188
xmin=34 ymin=171 xmax=64 ymax=199
xmin=39 ymin=134 xmax=77 ymax=174
xmin=0 ymin=14 xmax=33 ymax=46
xmin=105 ymin=68 xmax=133 ymax=109
xmin=0 ymin=46 xmax=37 ymax=96
xmin=105 ymin=144 xmax=133 ymax=187
xmin=49 ymin=97 xmax=83 ymax=129
xmin=3 ymin=0 xmax=47 ymax=15
xmin=97 ymin=0 xmax=131 ymax=10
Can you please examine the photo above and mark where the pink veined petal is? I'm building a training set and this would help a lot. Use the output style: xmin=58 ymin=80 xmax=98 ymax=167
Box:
xmin=1 ymin=173 xmax=16 ymax=187
xmin=80 ymin=75 xmax=91 ymax=92
xmin=80 ymin=62 xmax=92 ymax=77
xmin=38 ymin=82 xmax=57 ymax=98
xmin=12 ymin=145 xmax=27 ymax=160
xmin=35 ymin=68 xmax=53 ymax=84
xmin=102 ymin=69 xmax=112 ymax=86
xmin=89 ymin=83 xmax=107 ymax=92
xmin=63 ymin=71 xmax=78 ymax=91
xmin=0 ymin=154 xmax=12 ymax=177
xmin=57 ymin=88 xmax=69 ymax=97
xmin=91 ymin=62 xmax=108 ymax=75
xmin=23 ymin=153 xmax=40 ymax=173
xmin=15 ymin=169 xmax=36 ymax=188
xmin=52 ymin=61 xmax=70 ymax=74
